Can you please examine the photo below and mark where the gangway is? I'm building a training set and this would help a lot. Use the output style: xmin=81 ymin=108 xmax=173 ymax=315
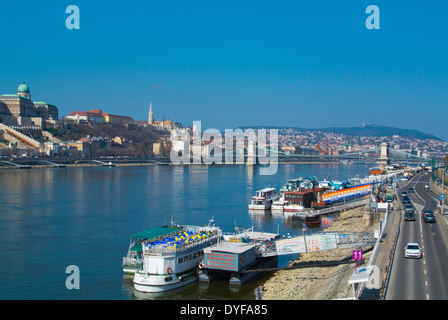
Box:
xmin=39 ymin=160 xmax=66 ymax=168
xmin=148 ymin=159 xmax=169 ymax=165
xmin=0 ymin=160 xmax=31 ymax=169
xmin=91 ymin=159 xmax=115 ymax=167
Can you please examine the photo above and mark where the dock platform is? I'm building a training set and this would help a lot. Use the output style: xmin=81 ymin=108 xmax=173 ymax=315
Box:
xmin=199 ymin=231 xmax=280 ymax=286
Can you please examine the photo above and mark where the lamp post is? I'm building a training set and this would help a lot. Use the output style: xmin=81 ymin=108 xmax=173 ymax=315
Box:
xmin=442 ymin=165 xmax=446 ymax=214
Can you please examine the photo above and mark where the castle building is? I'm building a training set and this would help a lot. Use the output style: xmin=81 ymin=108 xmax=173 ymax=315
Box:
xmin=65 ymin=109 xmax=134 ymax=125
xmin=0 ymin=82 xmax=59 ymax=126
xmin=147 ymin=102 xmax=182 ymax=131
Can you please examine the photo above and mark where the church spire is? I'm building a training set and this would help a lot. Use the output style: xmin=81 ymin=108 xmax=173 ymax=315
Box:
xmin=148 ymin=101 xmax=154 ymax=125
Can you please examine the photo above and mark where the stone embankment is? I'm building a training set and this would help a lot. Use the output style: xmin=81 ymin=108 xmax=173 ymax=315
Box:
xmin=262 ymin=201 xmax=383 ymax=300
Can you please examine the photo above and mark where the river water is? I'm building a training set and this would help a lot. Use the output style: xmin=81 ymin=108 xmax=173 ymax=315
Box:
xmin=0 ymin=163 xmax=372 ymax=300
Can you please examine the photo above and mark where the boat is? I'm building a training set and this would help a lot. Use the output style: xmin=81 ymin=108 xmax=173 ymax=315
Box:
xmin=272 ymin=197 xmax=289 ymax=212
xmin=304 ymin=215 xmax=321 ymax=227
xmin=248 ymin=188 xmax=280 ymax=210
xmin=123 ymin=226 xmax=181 ymax=274
xmin=131 ymin=218 xmax=222 ymax=293
xmin=279 ymin=178 xmax=302 ymax=194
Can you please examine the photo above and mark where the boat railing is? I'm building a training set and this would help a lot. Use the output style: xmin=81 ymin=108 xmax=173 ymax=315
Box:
xmin=142 ymin=232 xmax=220 ymax=256
xmin=122 ymin=257 xmax=142 ymax=266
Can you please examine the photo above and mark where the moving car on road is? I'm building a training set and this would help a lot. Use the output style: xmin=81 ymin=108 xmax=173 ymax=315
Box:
xmin=404 ymin=243 xmax=422 ymax=259
xmin=405 ymin=212 xmax=415 ymax=221
xmin=408 ymin=187 xmax=415 ymax=193
xmin=424 ymin=213 xmax=436 ymax=223
xmin=402 ymin=196 xmax=411 ymax=204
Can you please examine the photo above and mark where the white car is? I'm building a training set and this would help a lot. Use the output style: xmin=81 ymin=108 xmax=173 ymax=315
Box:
xmin=424 ymin=184 xmax=429 ymax=189
xmin=404 ymin=243 xmax=422 ymax=259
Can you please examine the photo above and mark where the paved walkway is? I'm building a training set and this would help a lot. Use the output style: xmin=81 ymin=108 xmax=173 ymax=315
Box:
xmin=360 ymin=201 xmax=401 ymax=300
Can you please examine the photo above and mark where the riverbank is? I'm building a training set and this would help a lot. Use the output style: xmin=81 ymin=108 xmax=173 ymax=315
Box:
xmin=0 ymin=159 xmax=345 ymax=169
xmin=261 ymin=202 xmax=382 ymax=300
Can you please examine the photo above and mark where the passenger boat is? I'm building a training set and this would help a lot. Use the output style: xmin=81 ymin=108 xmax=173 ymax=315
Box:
xmin=272 ymin=197 xmax=289 ymax=212
xmin=248 ymin=188 xmax=280 ymax=210
xmin=280 ymin=178 xmax=302 ymax=194
xmin=131 ymin=219 xmax=222 ymax=293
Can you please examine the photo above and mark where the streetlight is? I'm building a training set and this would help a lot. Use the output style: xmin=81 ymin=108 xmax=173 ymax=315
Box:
xmin=442 ymin=164 xmax=446 ymax=214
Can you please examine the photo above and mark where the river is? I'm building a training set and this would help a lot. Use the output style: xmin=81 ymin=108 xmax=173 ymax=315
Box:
xmin=0 ymin=163 xmax=373 ymax=299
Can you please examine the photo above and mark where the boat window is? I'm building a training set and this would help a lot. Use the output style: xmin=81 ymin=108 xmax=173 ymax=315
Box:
xmin=165 ymin=277 xmax=173 ymax=282
xmin=178 ymin=257 xmax=183 ymax=263
xmin=184 ymin=256 xmax=188 ymax=261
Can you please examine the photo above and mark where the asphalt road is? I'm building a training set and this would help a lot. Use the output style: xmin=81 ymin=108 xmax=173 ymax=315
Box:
xmin=385 ymin=172 xmax=448 ymax=300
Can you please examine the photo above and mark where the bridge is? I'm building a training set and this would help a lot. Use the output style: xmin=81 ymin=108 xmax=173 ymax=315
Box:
xmin=243 ymin=142 xmax=437 ymax=165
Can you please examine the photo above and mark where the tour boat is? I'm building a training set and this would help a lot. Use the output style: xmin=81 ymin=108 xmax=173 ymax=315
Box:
xmin=130 ymin=219 xmax=222 ymax=293
xmin=272 ymin=197 xmax=289 ymax=212
xmin=248 ymin=188 xmax=280 ymax=210
xmin=279 ymin=178 xmax=302 ymax=194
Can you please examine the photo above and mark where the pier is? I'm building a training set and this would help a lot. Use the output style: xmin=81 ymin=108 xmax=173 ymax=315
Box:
xmin=0 ymin=160 xmax=31 ymax=169
xmin=90 ymin=159 xmax=115 ymax=166
xmin=39 ymin=160 xmax=66 ymax=168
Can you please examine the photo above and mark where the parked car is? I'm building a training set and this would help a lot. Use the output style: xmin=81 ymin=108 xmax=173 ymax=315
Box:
xmin=405 ymin=243 xmax=422 ymax=258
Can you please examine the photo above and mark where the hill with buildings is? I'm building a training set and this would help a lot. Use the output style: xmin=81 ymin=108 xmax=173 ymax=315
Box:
xmin=240 ymin=124 xmax=442 ymax=141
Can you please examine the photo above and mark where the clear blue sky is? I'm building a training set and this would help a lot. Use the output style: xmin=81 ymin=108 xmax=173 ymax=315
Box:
xmin=1 ymin=1 xmax=447 ymax=140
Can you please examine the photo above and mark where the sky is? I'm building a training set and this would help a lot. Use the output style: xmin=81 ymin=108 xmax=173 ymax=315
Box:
xmin=1 ymin=1 xmax=447 ymax=140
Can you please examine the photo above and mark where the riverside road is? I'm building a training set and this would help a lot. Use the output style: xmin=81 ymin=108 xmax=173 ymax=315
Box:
xmin=384 ymin=172 xmax=448 ymax=300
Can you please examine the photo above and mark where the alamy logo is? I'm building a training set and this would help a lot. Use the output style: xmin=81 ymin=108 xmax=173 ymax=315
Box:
xmin=66 ymin=5 xmax=80 ymax=30
xmin=65 ymin=265 xmax=80 ymax=290
xmin=170 ymin=121 xmax=278 ymax=175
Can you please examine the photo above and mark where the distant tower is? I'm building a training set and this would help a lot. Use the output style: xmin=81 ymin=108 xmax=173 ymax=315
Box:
xmin=247 ymin=141 xmax=257 ymax=165
xmin=148 ymin=102 xmax=154 ymax=125
xmin=363 ymin=120 xmax=365 ymax=128
xmin=379 ymin=142 xmax=390 ymax=168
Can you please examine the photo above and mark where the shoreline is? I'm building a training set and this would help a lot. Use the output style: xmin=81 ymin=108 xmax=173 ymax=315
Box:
xmin=0 ymin=160 xmax=354 ymax=170
xmin=261 ymin=200 xmax=383 ymax=300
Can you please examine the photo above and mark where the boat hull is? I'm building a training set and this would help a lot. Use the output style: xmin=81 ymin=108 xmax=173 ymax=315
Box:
xmin=133 ymin=269 xmax=197 ymax=293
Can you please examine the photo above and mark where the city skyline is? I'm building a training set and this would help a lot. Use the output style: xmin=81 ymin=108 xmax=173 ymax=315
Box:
xmin=1 ymin=1 xmax=447 ymax=140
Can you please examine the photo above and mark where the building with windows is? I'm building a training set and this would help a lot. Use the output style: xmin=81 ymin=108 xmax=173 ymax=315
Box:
xmin=147 ymin=102 xmax=182 ymax=131
xmin=65 ymin=109 xmax=134 ymax=125
xmin=0 ymin=82 xmax=59 ymax=126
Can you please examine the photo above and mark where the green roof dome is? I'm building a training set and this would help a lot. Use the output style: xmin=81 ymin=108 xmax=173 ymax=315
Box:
xmin=17 ymin=82 xmax=30 ymax=93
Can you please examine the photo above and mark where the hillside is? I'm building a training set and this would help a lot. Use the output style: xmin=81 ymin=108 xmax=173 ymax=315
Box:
xmin=46 ymin=122 xmax=167 ymax=156
xmin=239 ymin=124 xmax=442 ymax=141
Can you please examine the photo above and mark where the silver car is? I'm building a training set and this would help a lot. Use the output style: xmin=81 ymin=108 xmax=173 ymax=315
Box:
xmin=404 ymin=243 xmax=422 ymax=259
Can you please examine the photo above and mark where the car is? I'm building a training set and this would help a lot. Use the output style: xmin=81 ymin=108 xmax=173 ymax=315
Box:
xmin=404 ymin=204 xmax=414 ymax=213
xmin=422 ymin=210 xmax=432 ymax=219
xmin=424 ymin=213 xmax=436 ymax=223
xmin=405 ymin=212 xmax=415 ymax=221
xmin=424 ymin=184 xmax=430 ymax=189
xmin=405 ymin=243 xmax=422 ymax=258
xmin=401 ymin=191 xmax=408 ymax=197
xmin=402 ymin=196 xmax=411 ymax=204
xmin=387 ymin=184 xmax=394 ymax=189
xmin=408 ymin=187 xmax=415 ymax=193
